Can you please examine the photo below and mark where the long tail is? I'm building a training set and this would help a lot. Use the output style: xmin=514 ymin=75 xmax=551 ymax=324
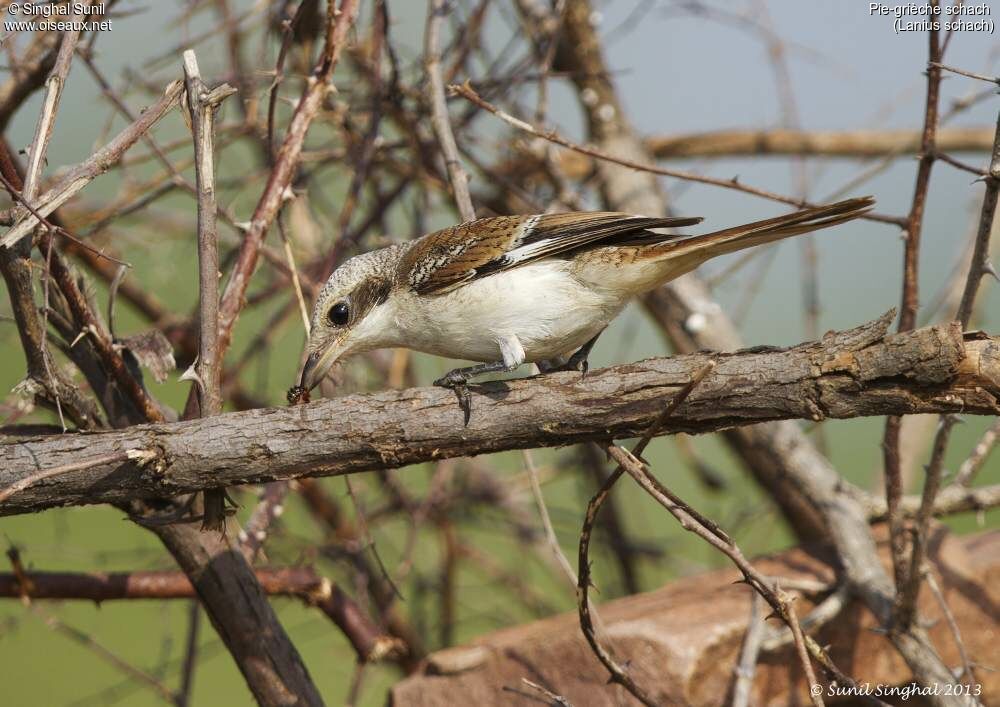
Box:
xmin=650 ymin=196 xmax=874 ymax=270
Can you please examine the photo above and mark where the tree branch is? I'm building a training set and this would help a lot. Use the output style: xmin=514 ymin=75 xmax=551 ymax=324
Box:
xmin=532 ymin=128 xmax=999 ymax=180
xmin=182 ymin=49 xmax=236 ymax=530
xmin=2 ymin=314 xmax=997 ymax=516
xmin=426 ymin=0 xmax=476 ymax=222
xmin=0 ymin=565 xmax=405 ymax=664
xmin=1 ymin=80 xmax=185 ymax=248
xmin=955 ymin=107 xmax=1000 ymax=329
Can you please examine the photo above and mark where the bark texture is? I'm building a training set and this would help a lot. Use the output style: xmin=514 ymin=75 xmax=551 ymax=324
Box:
xmin=1 ymin=313 xmax=997 ymax=516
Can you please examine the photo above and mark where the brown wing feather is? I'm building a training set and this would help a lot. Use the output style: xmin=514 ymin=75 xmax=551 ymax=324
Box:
xmin=400 ymin=212 xmax=703 ymax=295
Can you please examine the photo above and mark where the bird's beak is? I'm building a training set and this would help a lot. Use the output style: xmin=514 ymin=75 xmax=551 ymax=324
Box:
xmin=299 ymin=341 xmax=344 ymax=391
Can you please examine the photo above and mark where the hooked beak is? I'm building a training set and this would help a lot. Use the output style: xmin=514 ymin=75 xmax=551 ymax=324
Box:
xmin=299 ymin=341 xmax=344 ymax=391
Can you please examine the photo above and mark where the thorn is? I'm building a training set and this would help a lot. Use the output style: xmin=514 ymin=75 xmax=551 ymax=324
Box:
xmin=69 ymin=324 xmax=98 ymax=348
xmin=179 ymin=360 xmax=204 ymax=393
xmin=983 ymin=261 xmax=1000 ymax=282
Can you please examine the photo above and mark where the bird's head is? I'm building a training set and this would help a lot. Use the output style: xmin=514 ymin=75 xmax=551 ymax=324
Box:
xmin=299 ymin=247 xmax=400 ymax=391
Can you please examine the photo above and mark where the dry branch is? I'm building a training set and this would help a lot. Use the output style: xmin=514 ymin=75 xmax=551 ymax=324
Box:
xmin=182 ymin=49 xmax=234 ymax=530
xmin=1 ymin=80 xmax=185 ymax=248
xmin=1 ymin=313 xmax=998 ymax=516
xmin=542 ymin=128 xmax=998 ymax=179
xmin=0 ymin=565 xmax=404 ymax=664
xmin=451 ymin=82 xmax=905 ymax=227
xmin=955 ymin=107 xmax=1000 ymax=329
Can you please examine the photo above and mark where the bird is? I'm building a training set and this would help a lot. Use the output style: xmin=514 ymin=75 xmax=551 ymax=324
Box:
xmin=297 ymin=196 xmax=874 ymax=421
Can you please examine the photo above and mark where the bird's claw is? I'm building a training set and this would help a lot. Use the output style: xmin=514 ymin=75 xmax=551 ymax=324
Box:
xmin=434 ymin=370 xmax=466 ymax=388
xmin=434 ymin=373 xmax=473 ymax=425
xmin=552 ymin=355 xmax=589 ymax=378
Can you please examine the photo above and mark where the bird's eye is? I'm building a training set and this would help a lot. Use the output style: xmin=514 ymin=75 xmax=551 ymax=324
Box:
xmin=327 ymin=301 xmax=350 ymax=326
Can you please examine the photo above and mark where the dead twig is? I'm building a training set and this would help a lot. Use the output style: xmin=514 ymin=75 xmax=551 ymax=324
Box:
xmin=955 ymin=107 xmax=1000 ymax=329
xmin=182 ymin=49 xmax=236 ymax=531
xmin=449 ymin=81 xmax=905 ymax=227
xmin=577 ymin=363 xmax=715 ymax=707
xmin=731 ymin=592 xmax=765 ymax=707
xmin=883 ymin=11 xmax=943 ymax=612
xmin=426 ymin=0 xmax=476 ymax=222
xmin=2 ymin=80 xmax=185 ymax=248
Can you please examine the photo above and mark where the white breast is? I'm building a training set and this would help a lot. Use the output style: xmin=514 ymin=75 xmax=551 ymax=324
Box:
xmin=388 ymin=261 xmax=628 ymax=363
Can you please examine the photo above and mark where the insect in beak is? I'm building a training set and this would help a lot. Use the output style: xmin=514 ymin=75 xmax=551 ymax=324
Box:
xmin=299 ymin=341 xmax=345 ymax=391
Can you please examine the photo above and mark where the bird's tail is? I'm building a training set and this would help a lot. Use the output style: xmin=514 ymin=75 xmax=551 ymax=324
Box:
xmin=647 ymin=196 xmax=874 ymax=271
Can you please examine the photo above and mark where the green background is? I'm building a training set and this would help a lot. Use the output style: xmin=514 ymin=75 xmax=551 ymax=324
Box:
xmin=1 ymin=1 xmax=998 ymax=705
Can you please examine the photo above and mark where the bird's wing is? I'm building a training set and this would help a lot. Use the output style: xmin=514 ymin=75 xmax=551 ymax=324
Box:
xmin=399 ymin=212 xmax=703 ymax=295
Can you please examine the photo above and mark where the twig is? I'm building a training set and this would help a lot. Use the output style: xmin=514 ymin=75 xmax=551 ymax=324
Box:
xmin=265 ymin=0 xmax=315 ymax=337
xmin=240 ymin=481 xmax=291 ymax=562
xmin=426 ymin=0 xmax=476 ymax=222
xmin=924 ymin=570 xmax=978 ymax=688
xmin=176 ymin=602 xmax=200 ymax=707
xmin=523 ymin=449 xmax=577 ymax=587
xmin=929 ymin=62 xmax=1000 ymax=86
xmin=20 ymin=11 xmax=85 ymax=203
xmin=607 ymin=444 xmax=838 ymax=700
xmin=345 ymin=662 xmax=367 ymax=707
xmin=933 ymin=150 xmax=987 ymax=178
xmin=577 ymin=363 xmax=715 ymax=707
xmin=0 ymin=564 xmax=403 ymax=665
xmin=32 ymin=605 xmax=178 ymax=705
xmin=760 ymin=582 xmax=851 ymax=652
xmin=449 ymin=81 xmax=905 ymax=227
xmin=882 ymin=414 xmax=909 ymax=590
xmin=896 ymin=416 xmax=957 ymax=628
xmin=865 ymin=482 xmax=1000 ymax=520
xmin=578 ymin=468 xmax=660 ymax=707
xmin=899 ymin=11 xmax=942 ymax=332
xmin=955 ymin=107 xmax=1000 ymax=329
xmin=212 ymin=0 xmax=360 ymax=367
xmin=784 ymin=593 xmax=824 ymax=707
xmin=182 ymin=49 xmax=235 ymax=531
xmin=503 ymin=678 xmax=573 ymax=706
xmin=731 ymin=592 xmax=765 ymax=707
xmin=954 ymin=419 xmax=1000 ymax=487
xmin=2 ymin=80 xmax=185 ymax=248
xmin=0 ymin=146 xmax=102 ymax=429
xmin=883 ymin=12 xmax=943 ymax=602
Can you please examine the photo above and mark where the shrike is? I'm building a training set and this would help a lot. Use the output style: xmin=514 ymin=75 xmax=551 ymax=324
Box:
xmin=298 ymin=196 xmax=873 ymax=418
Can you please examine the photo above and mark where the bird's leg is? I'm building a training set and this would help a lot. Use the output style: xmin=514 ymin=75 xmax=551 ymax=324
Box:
xmin=554 ymin=328 xmax=605 ymax=376
xmin=434 ymin=334 xmax=525 ymax=425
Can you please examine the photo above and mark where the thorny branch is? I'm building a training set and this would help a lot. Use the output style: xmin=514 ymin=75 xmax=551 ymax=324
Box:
xmin=0 ymin=2 xmax=997 ymax=704
xmin=182 ymin=49 xmax=236 ymax=530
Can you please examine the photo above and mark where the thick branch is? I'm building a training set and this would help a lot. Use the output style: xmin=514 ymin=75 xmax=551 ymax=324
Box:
xmin=1 ymin=315 xmax=998 ymax=516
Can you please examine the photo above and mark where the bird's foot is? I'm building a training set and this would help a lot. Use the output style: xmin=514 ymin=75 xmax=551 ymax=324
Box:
xmin=434 ymin=373 xmax=473 ymax=425
xmin=434 ymin=361 xmax=511 ymax=425
xmin=553 ymin=349 xmax=590 ymax=377
xmin=548 ymin=330 xmax=604 ymax=378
